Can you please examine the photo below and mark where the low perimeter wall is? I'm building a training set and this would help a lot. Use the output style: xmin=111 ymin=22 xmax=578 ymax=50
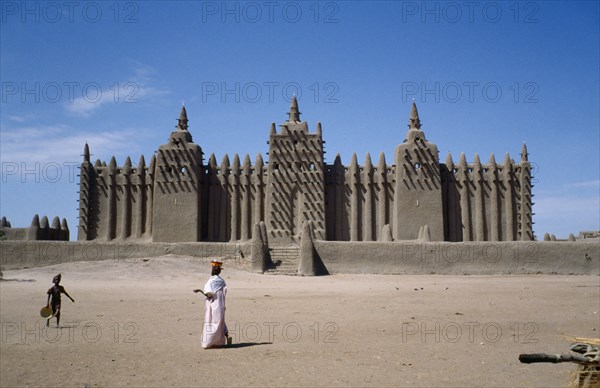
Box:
xmin=1 ymin=240 xmax=598 ymax=275
xmin=0 ymin=241 xmax=253 ymax=271
xmin=314 ymin=241 xmax=599 ymax=275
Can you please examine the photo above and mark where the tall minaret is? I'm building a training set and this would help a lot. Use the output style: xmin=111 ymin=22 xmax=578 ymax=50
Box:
xmin=393 ymin=102 xmax=444 ymax=241
xmin=78 ymin=143 xmax=92 ymax=240
xmin=265 ymin=97 xmax=325 ymax=242
xmin=518 ymin=143 xmax=534 ymax=240
xmin=152 ymin=106 xmax=204 ymax=242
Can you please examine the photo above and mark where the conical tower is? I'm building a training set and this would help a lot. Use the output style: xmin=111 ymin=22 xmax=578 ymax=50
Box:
xmin=518 ymin=143 xmax=533 ymax=240
xmin=408 ymin=101 xmax=421 ymax=129
xmin=393 ymin=103 xmax=443 ymax=241
xmin=178 ymin=105 xmax=188 ymax=130
xmin=265 ymin=98 xmax=325 ymax=242
xmin=287 ymin=95 xmax=301 ymax=122
xmin=169 ymin=105 xmax=193 ymax=144
xmin=153 ymin=106 xmax=204 ymax=242
xmin=78 ymin=143 xmax=94 ymax=240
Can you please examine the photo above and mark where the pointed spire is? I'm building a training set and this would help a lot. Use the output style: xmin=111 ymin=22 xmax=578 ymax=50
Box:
xmin=287 ymin=95 xmax=301 ymax=122
xmin=51 ymin=216 xmax=61 ymax=229
xmin=40 ymin=216 xmax=49 ymax=229
xmin=333 ymin=153 xmax=343 ymax=173
xmin=488 ymin=153 xmax=497 ymax=171
xmin=501 ymin=153 xmax=512 ymax=179
xmin=521 ymin=143 xmax=528 ymax=162
xmin=255 ymin=153 xmax=264 ymax=169
xmin=377 ymin=152 xmax=387 ymax=178
xmin=138 ymin=155 xmax=146 ymax=172
xmin=473 ymin=154 xmax=482 ymax=181
xmin=445 ymin=152 xmax=454 ymax=171
xmin=221 ymin=154 xmax=231 ymax=173
xmin=364 ymin=152 xmax=373 ymax=170
xmin=270 ymin=122 xmax=277 ymax=136
xmin=208 ymin=153 xmax=218 ymax=169
xmin=349 ymin=153 xmax=359 ymax=176
xmin=108 ymin=156 xmax=117 ymax=171
xmin=378 ymin=152 xmax=386 ymax=165
xmin=83 ymin=143 xmax=90 ymax=162
xmin=406 ymin=102 xmax=426 ymax=142
xmin=458 ymin=152 xmax=468 ymax=168
xmin=61 ymin=218 xmax=69 ymax=231
xmin=177 ymin=105 xmax=188 ymax=131
xmin=123 ymin=157 xmax=132 ymax=174
xmin=231 ymin=154 xmax=240 ymax=173
xmin=503 ymin=152 xmax=512 ymax=167
xmin=316 ymin=122 xmax=322 ymax=137
xmin=149 ymin=154 xmax=156 ymax=175
xmin=94 ymin=159 xmax=102 ymax=167
xmin=254 ymin=154 xmax=264 ymax=179
xmin=408 ymin=101 xmax=421 ymax=129
xmin=243 ymin=154 xmax=252 ymax=175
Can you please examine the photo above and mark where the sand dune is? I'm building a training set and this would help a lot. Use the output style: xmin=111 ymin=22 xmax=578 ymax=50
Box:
xmin=1 ymin=256 xmax=598 ymax=387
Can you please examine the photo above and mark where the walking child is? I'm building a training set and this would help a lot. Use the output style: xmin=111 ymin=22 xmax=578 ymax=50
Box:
xmin=46 ymin=273 xmax=75 ymax=328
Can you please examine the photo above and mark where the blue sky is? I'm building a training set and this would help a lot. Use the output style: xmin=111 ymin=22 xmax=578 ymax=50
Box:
xmin=1 ymin=0 xmax=598 ymax=239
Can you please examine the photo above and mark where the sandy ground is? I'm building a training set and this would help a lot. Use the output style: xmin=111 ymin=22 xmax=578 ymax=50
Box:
xmin=0 ymin=255 xmax=598 ymax=387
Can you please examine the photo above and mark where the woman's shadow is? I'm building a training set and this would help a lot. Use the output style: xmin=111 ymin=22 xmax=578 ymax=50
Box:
xmin=223 ymin=342 xmax=272 ymax=349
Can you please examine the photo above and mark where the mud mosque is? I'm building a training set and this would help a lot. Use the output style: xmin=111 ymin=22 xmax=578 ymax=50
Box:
xmin=75 ymin=99 xmax=534 ymax=244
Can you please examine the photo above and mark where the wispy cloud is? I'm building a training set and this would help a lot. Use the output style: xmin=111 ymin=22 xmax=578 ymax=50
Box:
xmin=0 ymin=125 xmax=148 ymax=165
xmin=64 ymin=96 xmax=108 ymax=117
xmin=64 ymin=63 xmax=170 ymax=117
xmin=130 ymin=61 xmax=155 ymax=83
xmin=5 ymin=115 xmax=28 ymax=123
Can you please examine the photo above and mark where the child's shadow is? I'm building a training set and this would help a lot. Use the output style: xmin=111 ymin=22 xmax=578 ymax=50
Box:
xmin=57 ymin=324 xmax=77 ymax=329
xmin=1 ymin=278 xmax=36 ymax=282
xmin=43 ymin=324 xmax=77 ymax=329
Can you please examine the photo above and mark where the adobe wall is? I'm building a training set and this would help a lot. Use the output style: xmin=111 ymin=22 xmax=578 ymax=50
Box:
xmin=79 ymin=155 xmax=155 ymax=241
xmin=0 ymin=215 xmax=70 ymax=241
xmin=314 ymin=241 xmax=599 ymax=275
xmin=1 ymin=240 xmax=597 ymax=276
xmin=0 ymin=241 xmax=252 ymax=271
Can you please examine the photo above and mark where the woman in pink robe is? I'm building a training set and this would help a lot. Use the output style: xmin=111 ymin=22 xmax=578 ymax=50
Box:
xmin=194 ymin=261 xmax=229 ymax=349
